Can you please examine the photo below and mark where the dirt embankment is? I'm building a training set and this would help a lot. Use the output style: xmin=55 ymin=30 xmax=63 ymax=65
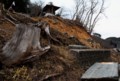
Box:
xmin=0 ymin=11 xmax=112 ymax=81
xmin=0 ymin=12 xmax=87 ymax=81
xmin=33 ymin=16 xmax=101 ymax=48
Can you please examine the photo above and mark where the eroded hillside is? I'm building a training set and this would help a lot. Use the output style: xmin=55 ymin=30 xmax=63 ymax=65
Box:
xmin=34 ymin=16 xmax=101 ymax=48
xmin=0 ymin=8 xmax=116 ymax=81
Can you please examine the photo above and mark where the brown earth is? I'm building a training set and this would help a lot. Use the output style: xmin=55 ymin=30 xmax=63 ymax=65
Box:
xmin=33 ymin=16 xmax=101 ymax=48
xmin=0 ymin=11 xmax=119 ymax=81
xmin=0 ymin=13 xmax=87 ymax=81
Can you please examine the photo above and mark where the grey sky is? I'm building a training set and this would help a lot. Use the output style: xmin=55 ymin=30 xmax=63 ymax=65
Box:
xmin=31 ymin=0 xmax=120 ymax=39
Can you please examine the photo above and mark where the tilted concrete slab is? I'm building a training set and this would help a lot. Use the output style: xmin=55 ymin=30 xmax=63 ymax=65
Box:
xmin=81 ymin=62 xmax=118 ymax=81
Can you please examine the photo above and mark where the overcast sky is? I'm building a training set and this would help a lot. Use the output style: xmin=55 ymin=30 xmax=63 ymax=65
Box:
xmin=31 ymin=0 xmax=120 ymax=39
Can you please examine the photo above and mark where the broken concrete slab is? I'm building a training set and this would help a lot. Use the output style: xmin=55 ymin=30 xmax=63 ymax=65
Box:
xmin=81 ymin=62 xmax=118 ymax=81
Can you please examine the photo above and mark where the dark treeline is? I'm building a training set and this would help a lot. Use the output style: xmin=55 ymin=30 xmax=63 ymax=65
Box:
xmin=0 ymin=0 xmax=30 ymax=13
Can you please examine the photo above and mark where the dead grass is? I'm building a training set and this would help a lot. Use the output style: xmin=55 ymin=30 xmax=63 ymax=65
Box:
xmin=38 ymin=45 xmax=85 ymax=81
xmin=0 ymin=12 xmax=103 ymax=81
xmin=0 ymin=45 xmax=85 ymax=81
xmin=110 ymin=50 xmax=120 ymax=63
xmin=36 ymin=16 xmax=101 ymax=48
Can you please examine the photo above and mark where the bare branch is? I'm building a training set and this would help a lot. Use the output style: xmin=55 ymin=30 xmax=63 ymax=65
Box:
xmin=72 ymin=0 xmax=105 ymax=33
xmin=90 ymin=0 xmax=104 ymax=33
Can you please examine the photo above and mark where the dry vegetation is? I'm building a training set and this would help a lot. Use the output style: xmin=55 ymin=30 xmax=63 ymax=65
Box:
xmin=34 ymin=16 xmax=101 ymax=48
xmin=0 ymin=10 xmax=119 ymax=81
xmin=0 ymin=13 xmax=89 ymax=81
xmin=0 ymin=45 xmax=85 ymax=81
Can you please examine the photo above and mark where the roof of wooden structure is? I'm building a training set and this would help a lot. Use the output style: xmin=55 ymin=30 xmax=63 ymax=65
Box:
xmin=43 ymin=4 xmax=60 ymax=12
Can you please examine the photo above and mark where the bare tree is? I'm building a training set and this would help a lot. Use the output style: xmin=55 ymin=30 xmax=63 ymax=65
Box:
xmin=56 ymin=7 xmax=69 ymax=17
xmin=29 ymin=0 xmax=44 ymax=17
xmin=56 ymin=7 xmax=64 ymax=16
xmin=73 ymin=0 xmax=105 ymax=33
xmin=89 ymin=0 xmax=105 ymax=33
xmin=72 ymin=0 xmax=85 ymax=20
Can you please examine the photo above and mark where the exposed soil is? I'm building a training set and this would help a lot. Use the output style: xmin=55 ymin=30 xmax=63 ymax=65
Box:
xmin=0 ymin=11 xmax=118 ymax=81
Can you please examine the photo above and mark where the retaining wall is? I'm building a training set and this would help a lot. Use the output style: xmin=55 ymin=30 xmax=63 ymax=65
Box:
xmin=70 ymin=49 xmax=111 ymax=67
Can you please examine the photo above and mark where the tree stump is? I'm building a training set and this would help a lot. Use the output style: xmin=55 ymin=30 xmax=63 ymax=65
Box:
xmin=1 ymin=23 xmax=50 ymax=66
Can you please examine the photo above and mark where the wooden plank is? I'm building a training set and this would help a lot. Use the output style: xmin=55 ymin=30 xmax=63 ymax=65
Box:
xmin=81 ymin=62 xmax=118 ymax=80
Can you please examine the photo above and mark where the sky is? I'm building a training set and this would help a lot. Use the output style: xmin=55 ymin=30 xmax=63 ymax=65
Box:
xmin=31 ymin=0 xmax=120 ymax=39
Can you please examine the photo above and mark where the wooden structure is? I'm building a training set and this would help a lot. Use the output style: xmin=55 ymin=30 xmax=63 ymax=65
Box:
xmin=81 ymin=62 xmax=118 ymax=81
xmin=43 ymin=3 xmax=60 ymax=15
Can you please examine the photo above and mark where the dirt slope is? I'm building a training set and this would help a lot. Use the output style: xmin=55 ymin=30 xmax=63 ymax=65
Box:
xmin=34 ymin=16 xmax=101 ymax=48
xmin=0 ymin=11 xmax=103 ymax=81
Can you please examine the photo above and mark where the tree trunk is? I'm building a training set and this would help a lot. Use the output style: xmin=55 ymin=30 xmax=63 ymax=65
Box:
xmin=1 ymin=23 xmax=50 ymax=66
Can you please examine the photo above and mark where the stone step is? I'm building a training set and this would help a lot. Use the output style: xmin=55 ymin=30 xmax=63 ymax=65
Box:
xmin=68 ymin=45 xmax=89 ymax=49
xmin=70 ymin=49 xmax=111 ymax=56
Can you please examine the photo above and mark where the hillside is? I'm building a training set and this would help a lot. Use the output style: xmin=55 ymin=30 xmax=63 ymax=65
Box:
xmin=92 ymin=36 xmax=114 ymax=48
xmin=33 ymin=16 xmax=101 ymax=48
xmin=106 ymin=37 xmax=120 ymax=48
xmin=0 ymin=7 xmax=119 ymax=81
